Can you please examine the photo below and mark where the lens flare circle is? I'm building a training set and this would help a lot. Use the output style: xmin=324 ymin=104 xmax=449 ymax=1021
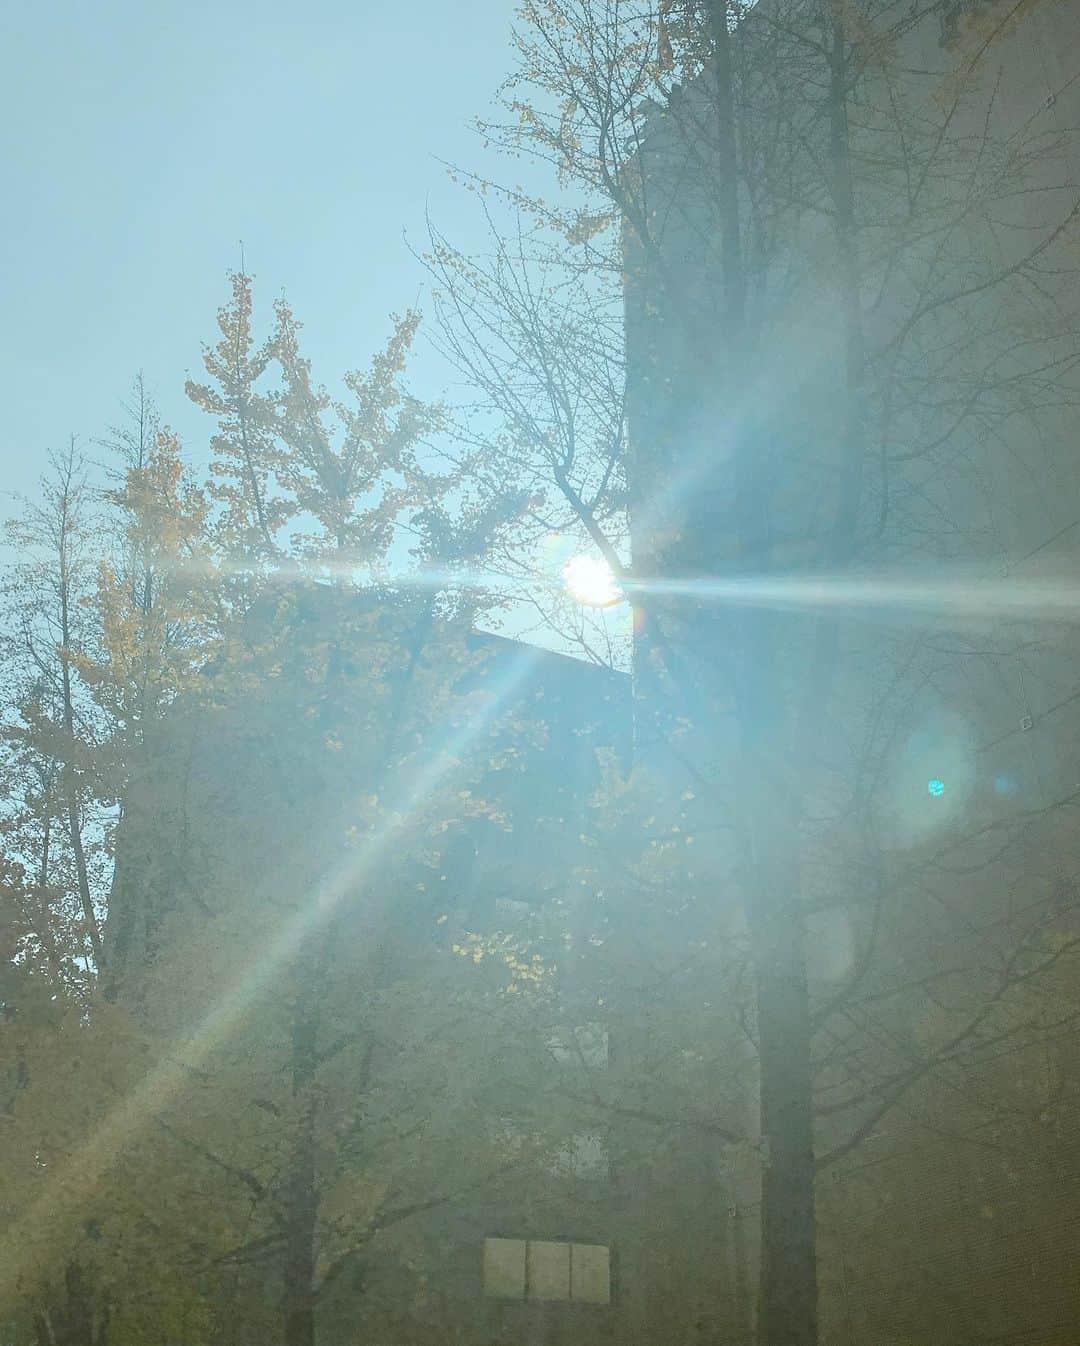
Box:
xmin=563 ymin=554 xmax=622 ymax=608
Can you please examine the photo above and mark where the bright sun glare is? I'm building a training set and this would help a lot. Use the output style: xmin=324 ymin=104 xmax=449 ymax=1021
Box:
xmin=563 ymin=554 xmax=622 ymax=608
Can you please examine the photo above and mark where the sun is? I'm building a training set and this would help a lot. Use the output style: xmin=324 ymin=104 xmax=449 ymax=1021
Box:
xmin=563 ymin=554 xmax=622 ymax=608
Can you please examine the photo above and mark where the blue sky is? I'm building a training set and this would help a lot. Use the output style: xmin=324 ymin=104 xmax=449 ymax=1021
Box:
xmin=1 ymin=0 xmax=532 ymax=503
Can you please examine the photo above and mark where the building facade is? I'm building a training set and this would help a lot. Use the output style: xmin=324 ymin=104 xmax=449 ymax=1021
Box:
xmin=622 ymin=1 xmax=1080 ymax=1342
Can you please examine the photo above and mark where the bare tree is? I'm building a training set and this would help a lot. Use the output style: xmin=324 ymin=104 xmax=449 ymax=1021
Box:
xmin=430 ymin=1 xmax=1080 ymax=1341
xmin=3 ymin=444 xmax=109 ymax=974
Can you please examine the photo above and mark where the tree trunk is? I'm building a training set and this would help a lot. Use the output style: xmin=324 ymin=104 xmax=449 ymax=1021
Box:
xmin=282 ymin=970 xmax=320 ymax=1346
xmin=282 ymin=1148 xmax=317 ymax=1346
xmin=734 ymin=600 xmax=819 ymax=1346
xmin=57 ymin=506 xmax=104 ymax=974
xmin=34 ymin=1263 xmax=109 ymax=1346
xmin=737 ymin=19 xmax=864 ymax=1343
xmin=826 ymin=11 xmax=866 ymax=561
xmin=64 ymin=792 xmax=102 ymax=972
xmin=751 ymin=898 xmax=817 ymax=1346
xmin=707 ymin=0 xmax=746 ymax=328
xmin=628 ymin=7 xmax=826 ymax=1340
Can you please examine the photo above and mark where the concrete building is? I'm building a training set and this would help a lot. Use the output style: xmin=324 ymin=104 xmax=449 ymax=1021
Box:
xmin=622 ymin=0 xmax=1080 ymax=1342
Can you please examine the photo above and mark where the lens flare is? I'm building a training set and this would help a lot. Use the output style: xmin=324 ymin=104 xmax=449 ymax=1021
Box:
xmin=563 ymin=555 xmax=622 ymax=608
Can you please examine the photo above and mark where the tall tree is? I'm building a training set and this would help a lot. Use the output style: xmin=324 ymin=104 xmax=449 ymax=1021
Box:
xmin=3 ymin=445 xmax=108 ymax=977
xmin=2 ymin=273 xmax=544 ymax=1346
xmin=430 ymin=1 xmax=1080 ymax=1341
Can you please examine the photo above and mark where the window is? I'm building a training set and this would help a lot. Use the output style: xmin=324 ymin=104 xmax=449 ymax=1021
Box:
xmin=483 ymin=1238 xmax=611 ymax=1304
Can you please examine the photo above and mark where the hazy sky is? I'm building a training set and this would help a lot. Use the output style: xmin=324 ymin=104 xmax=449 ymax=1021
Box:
xmin=1 ymin=0 xmax=532 ymax=504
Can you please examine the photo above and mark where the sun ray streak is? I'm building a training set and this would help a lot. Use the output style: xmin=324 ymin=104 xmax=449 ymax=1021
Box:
xmin=0 ymin=642 xmax=543 ymax=1304
xmin=180 ymin=557 xmax=1080 ymax=626
xmin=623 ymin=571 xmax=1080 ymax=621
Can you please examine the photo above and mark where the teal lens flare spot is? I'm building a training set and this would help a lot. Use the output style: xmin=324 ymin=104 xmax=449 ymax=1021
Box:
xmin=928 ymin=778 xmax=945 ymax=797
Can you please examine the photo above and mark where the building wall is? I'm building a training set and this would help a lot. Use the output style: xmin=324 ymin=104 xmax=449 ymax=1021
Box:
xmin=623 ymin=2 xmax=1080 ymax=1342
